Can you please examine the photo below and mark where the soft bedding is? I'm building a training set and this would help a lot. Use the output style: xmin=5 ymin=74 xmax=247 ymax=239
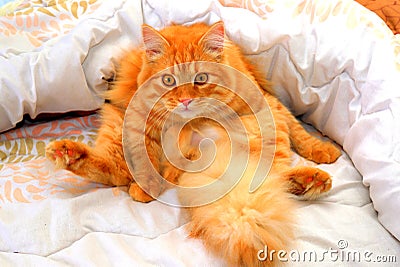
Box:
xmin=0 ymin=0 xmax=400 ymax=266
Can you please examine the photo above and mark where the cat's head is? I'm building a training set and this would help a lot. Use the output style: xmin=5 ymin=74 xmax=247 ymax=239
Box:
xmin=137 ymin=22 xmax=266 ymax=125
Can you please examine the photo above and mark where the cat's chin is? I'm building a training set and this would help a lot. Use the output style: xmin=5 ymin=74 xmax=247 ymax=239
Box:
xmin=172 ymin=109 xmax=200 ymax=120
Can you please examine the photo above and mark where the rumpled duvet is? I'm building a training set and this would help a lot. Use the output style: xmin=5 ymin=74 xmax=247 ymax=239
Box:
xmin=0 ymin=0 xmax=399 ymax=265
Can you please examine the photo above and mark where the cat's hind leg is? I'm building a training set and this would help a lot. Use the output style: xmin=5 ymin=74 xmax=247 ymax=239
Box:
xmin=46 ymin=105 xmax=132 ymax=187
xmin=46 ymin=133 xmax=156 ymax=202
xmin=46 ymin=139 xmax=156 ymax=203
xmin=283 ymin=166 xmax=332 ymax=200
xmin=46 ymin=139 xmax=131 ymax=186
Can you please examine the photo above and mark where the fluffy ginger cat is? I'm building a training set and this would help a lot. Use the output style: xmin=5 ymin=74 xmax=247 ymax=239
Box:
xmin=46 ymin=21 xmax=341 ymax=266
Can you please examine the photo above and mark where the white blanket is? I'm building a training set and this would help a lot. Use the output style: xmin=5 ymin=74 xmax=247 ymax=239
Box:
xmin=0 ymin=0 xmax=399 ymax=265
xmin=0 ymin=135 xmax=398 ymax=265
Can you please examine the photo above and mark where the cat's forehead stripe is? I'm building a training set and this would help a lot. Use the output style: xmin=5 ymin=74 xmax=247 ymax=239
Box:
xmin=169 ymin=62 xmax=199 ymax=83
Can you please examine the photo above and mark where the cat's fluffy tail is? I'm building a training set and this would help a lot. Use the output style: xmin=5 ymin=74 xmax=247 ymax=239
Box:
xmin=179 ymin=171 xmax=296 ymax=266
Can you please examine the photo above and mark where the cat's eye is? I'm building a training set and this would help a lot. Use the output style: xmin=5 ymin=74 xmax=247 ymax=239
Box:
xmin=194 ymin=73 xmax=208 ymax=85
xmin=162 ymin=74 xmax=176 ymax=87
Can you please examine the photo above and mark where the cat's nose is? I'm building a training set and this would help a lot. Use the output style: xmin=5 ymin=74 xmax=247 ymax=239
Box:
xmin=179 ymin=98 xmax=193 ymax=107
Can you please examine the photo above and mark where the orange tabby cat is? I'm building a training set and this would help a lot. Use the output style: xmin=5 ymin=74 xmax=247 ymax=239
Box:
xmin=46 ymin=22 xmax=341 ymax=266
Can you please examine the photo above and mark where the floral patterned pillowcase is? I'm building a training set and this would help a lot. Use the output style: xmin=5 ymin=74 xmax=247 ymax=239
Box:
xmin=0 ymin=0 xmax=102 ymax=49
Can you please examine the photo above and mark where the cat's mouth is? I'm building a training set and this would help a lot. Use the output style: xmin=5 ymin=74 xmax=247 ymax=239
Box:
xmin=173 ymin=103 xmax=199 ymax=119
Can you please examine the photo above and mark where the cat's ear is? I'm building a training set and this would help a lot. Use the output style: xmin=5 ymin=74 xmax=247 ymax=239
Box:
xmin=199 ymin=21 xmax=225 ymax=59
xmin=142 ymin=24 xmax=170 ymax=60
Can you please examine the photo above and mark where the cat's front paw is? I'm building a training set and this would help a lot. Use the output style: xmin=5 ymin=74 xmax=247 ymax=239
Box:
xmin=311 ymin=142 xmax=341 ymax=164
xmin=285 ymin=166 xmax=332 ymax=200
xmin=46 ymin=140 xmax=88 ymax=170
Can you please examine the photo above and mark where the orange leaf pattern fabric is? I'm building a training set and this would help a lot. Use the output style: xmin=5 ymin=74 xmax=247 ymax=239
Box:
xmin=0 ymin=114 xmax=110 ymax=205
xmin=0 ymin=0 xmax=101 ymax=47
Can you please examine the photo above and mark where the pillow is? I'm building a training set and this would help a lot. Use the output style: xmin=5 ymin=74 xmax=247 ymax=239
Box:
xmin=0 ymin=0 xmax=143 ymax=132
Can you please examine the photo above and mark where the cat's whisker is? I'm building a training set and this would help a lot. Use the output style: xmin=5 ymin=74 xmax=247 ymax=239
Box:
xmin=148 ymin=109 xmax=170 ymax=131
